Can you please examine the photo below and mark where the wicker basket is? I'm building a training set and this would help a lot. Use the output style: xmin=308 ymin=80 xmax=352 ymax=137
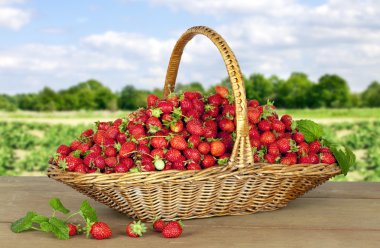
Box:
xmin=47 ymin=26 xmax=342 ymax=221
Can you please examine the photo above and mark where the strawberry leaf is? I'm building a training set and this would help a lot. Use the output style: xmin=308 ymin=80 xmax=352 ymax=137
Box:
xmin=49 ymin=198 xmax=70 ymax=214
xmin=330 ymin=145 xmax=356 ymax=176
xmin=49 ymin=217 xmax=69 ymax=240
xmin=32 ymin=215 xmax=49 ymax=224
xmin=40 ymin=222 xmax=53 ymax=232
xmin=296 ymin=120 xmax=323 ymax=143
xmin=79 ymin=200 xmax=98 ymax=224
xmin=11 ymin=212 xmax=37 ymax=233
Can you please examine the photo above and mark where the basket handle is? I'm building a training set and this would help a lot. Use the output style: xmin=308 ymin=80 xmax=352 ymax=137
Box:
xmin=163 ymin=26 xmax=253 ymax=169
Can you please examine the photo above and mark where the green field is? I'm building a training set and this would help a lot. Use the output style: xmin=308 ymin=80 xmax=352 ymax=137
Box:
xmin=0 ymin=109 xmax=379 ymax=181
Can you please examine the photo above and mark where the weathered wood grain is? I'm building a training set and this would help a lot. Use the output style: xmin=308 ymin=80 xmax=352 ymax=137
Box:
xmin=0 ymin=177 xmax=379 ymax=248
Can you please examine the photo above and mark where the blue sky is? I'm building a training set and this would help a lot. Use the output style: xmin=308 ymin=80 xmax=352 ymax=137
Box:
xmin=0 ymin=0 xmax=379 ymax=94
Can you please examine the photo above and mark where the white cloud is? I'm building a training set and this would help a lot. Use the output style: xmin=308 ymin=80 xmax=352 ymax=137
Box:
xmin=1 ymin=0 xmax=380 ymax=93
xmin=0 ymin=0 xmax=30 ymax=30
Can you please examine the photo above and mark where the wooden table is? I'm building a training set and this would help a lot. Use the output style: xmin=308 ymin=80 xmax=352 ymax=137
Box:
xmin=0 ymin=177 xmax=379 ymax=248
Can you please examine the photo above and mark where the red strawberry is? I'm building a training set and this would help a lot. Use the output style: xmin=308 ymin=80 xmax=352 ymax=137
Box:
xmin=114 ymin=163 xmax=129 ymax=173
xmin=158 ymin=101 xmax=174 ymax=114
xmin=309 ymin=141 xmax=321 ymax=153
xmin=129 ymin=124 xmax=146 ymax=136
xmin=151 ymin=137 xmax=168 ymax=149
xmin=210 ymin=140 xmax=226 ymax=157
xmin=56 ymin=145 xmax=71 ymax=156
xmin=320 ymin=147 xmax=331 ymax=154
xmin=106 ymin=126 xmax=119 ymax=139
xmin=147 ymin=117 xmax=163 ymax=129
xmin=90 ymin=144 xmax=102 ymax=155
xmin=215 ymin=86 xmax=229 ymax=98
xmin=258 ymin=119 xmax=271 ymax=131
xmin=280 ymin=114 xmax=292 ymax=128
xmin=105 ymin=157 xmax=118 ymax=167
xmin=105 ymin=146 xmax=117 ymax=157
xmin=264 ymin=154 xmax=277 ymax=163
xmin=162 ymin=221 xmax=183 ymax=238
xmin=217 ymin=131 xmax=234 ymax=152
xmin=293 ymin=132 xmax=304 ymax=144
xmin=249 ymin=126 xmax=260 ymax=139
xmin=184 ymin=91 xmax=202 ymax=100
xmin=299 ymin=156 xmax=311 ymax=164
xmin=183 ymin=148 xmax=201 ymax=163
xmin=65 ymin=155 xmax=83 ymax=171
xmin=186 ymin=119 xmax=204 ymax=136
xmin=204 ymin=119 xmax=218 ymax=130
xmin=83 ymin=152 xmax=97 ymax=167
xmin=272 ymin=119 xmax=286 ymax=133
xmin=120 ymin=157 xmax=134 ymax=169
xmin=116 ymin=133 xmax=127 ymax=144
xmin=188 ymin=135 xmax=201 ymax=148
xmin=180 ymin=98 xmax=193 ymax=112
xmin=219 ymin=119 xmax=235 ymax=133
xmin=198 ymin=142 xmax=211 ymax=155
xmin=97 ymin=122 xmax=110 ymax=131
xmin=247 ymin=108 xmax=261 ymax=124
xmin=309 ymin=153 xmax=320 ymax=164
xmin=141 ymin=161 xmax=155 ymax=171
xmin=77 ymin=143 xmax=91 ymax=155
xmin=192 ymin=98 xmax=205 ymax=114
xmin=93 ymin=130 xmax=107 ymax=145
xmin=90 ymin=222 xmax=112 ymax=240
xmin=221 ymin=104 xmax=235 ymax=116
xmin=268 ymin=143 xmax=280 ymax=156
xmin=281 ymin=156 xmax=295 ymax=165
xmin=81 ymin=129 xmax=94 ymax=138
xmin=277 ymin=138 xmax=291 ymax=153
xmin=147 ymin=94 xmax=159 ymax=107
xmin=74 ymin=164 xmax=87 ymax=173
xmin=298 ymin=142 xmax=309 ymax=156
xmin=187 ymin=162 xmax=201 ymax=170
xmin=170 ymin=120 xmax=184 ymax=133
xmin=151 ymin=148 xmax=165 ymax=158
xmin=250 ymin=139 xmax=261 ymax=149
xmin=67 ymin=223 xmax=77 ymax=236
xmin=248 ymin=99 xmax=260 ymax=108
xmin=165 ymin=149 xmax=182 ymax=162
xmin=321 ymin=153 xmax=336 ymax=164
xmin=168 ymin=94 xmax=179 ymax=107
xmin=70 ymin=140 xmax=81 ymax=151
xmin=113 ymin=118 xmax=122 ymax=127
xmin=119 ymin=142 xmax=136 ymax=158
xmin=126 ymin=221 xmax=147 ymax=238
xmin=94 ymin=156 xmax=106 ymax=169
xmin=170 ymin=136 xmax=187 ymax=150
xmin=260 ymin=131 xmax=276 ymax=146
xmin=208 ymin=94 xmax=222 ymax=106
xmin=172 ymin=161 xmax=186 ymax=170
xmin=153 ymin=219 xmax=166 ymax=232
xmin=202 ymin=154 xmax=216 ymax=168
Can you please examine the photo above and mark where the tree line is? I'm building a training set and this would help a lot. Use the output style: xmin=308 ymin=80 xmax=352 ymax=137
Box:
xmin=0 ymin=73 xmax=379 ymax=111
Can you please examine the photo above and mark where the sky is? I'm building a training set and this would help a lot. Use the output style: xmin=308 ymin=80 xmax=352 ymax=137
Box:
xmin=0 ymin=0 xmax=379 ymax=94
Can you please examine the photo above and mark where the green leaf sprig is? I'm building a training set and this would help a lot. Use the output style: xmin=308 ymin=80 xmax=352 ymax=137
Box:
xmin=11 ymin=198 xmax=98 ymax=240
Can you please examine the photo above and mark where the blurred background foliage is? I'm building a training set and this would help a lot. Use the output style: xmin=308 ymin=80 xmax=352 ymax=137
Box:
xmin=0 ymin=72 xmax=379 ymax=111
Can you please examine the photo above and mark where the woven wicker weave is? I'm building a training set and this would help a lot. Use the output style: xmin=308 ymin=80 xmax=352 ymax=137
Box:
xmin=47 ymin=26 xmax=342 ymax=221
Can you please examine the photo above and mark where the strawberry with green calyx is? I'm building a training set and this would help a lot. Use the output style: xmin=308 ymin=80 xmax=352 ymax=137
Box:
xmin=126 ymin=220 xmax=147 ymax=238
xmin=217 ymin=157 xmax=229 ymax=166
xmin=162 ymin=220 xmax=183 ymax=238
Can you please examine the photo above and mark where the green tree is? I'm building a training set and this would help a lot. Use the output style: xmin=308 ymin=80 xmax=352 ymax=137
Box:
xmin=175 ymin=82 xmax=205 ymax=94
xmin=361 ymin=81 xmax=380 ymax=107
xmin=311 ymin=74 xmax=351 ymax=108
xmin=118 ymin=85 xmax=149 ymax=110
xmin=245 ymin=73 xmax=274 ymax=104
xmin=275 ymin=72 xmax=313 ymax=108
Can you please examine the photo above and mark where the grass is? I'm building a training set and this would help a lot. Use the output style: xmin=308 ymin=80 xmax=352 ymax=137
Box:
xmin=1 ymin=108 xmax=379 ymax=121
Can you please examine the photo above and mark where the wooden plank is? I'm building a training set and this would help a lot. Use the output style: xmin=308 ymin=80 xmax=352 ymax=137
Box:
xmin=1 ymin=177 xmax=380 ymax=199
xmin=1 ymin=188 xmax=379 ymax=231
xmin=1 ymin=223 xmax=379 ymax=248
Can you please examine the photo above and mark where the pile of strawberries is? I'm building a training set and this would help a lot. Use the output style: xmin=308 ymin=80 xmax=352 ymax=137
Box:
xmin=51 ymin=85 xmax=336 ymax=174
